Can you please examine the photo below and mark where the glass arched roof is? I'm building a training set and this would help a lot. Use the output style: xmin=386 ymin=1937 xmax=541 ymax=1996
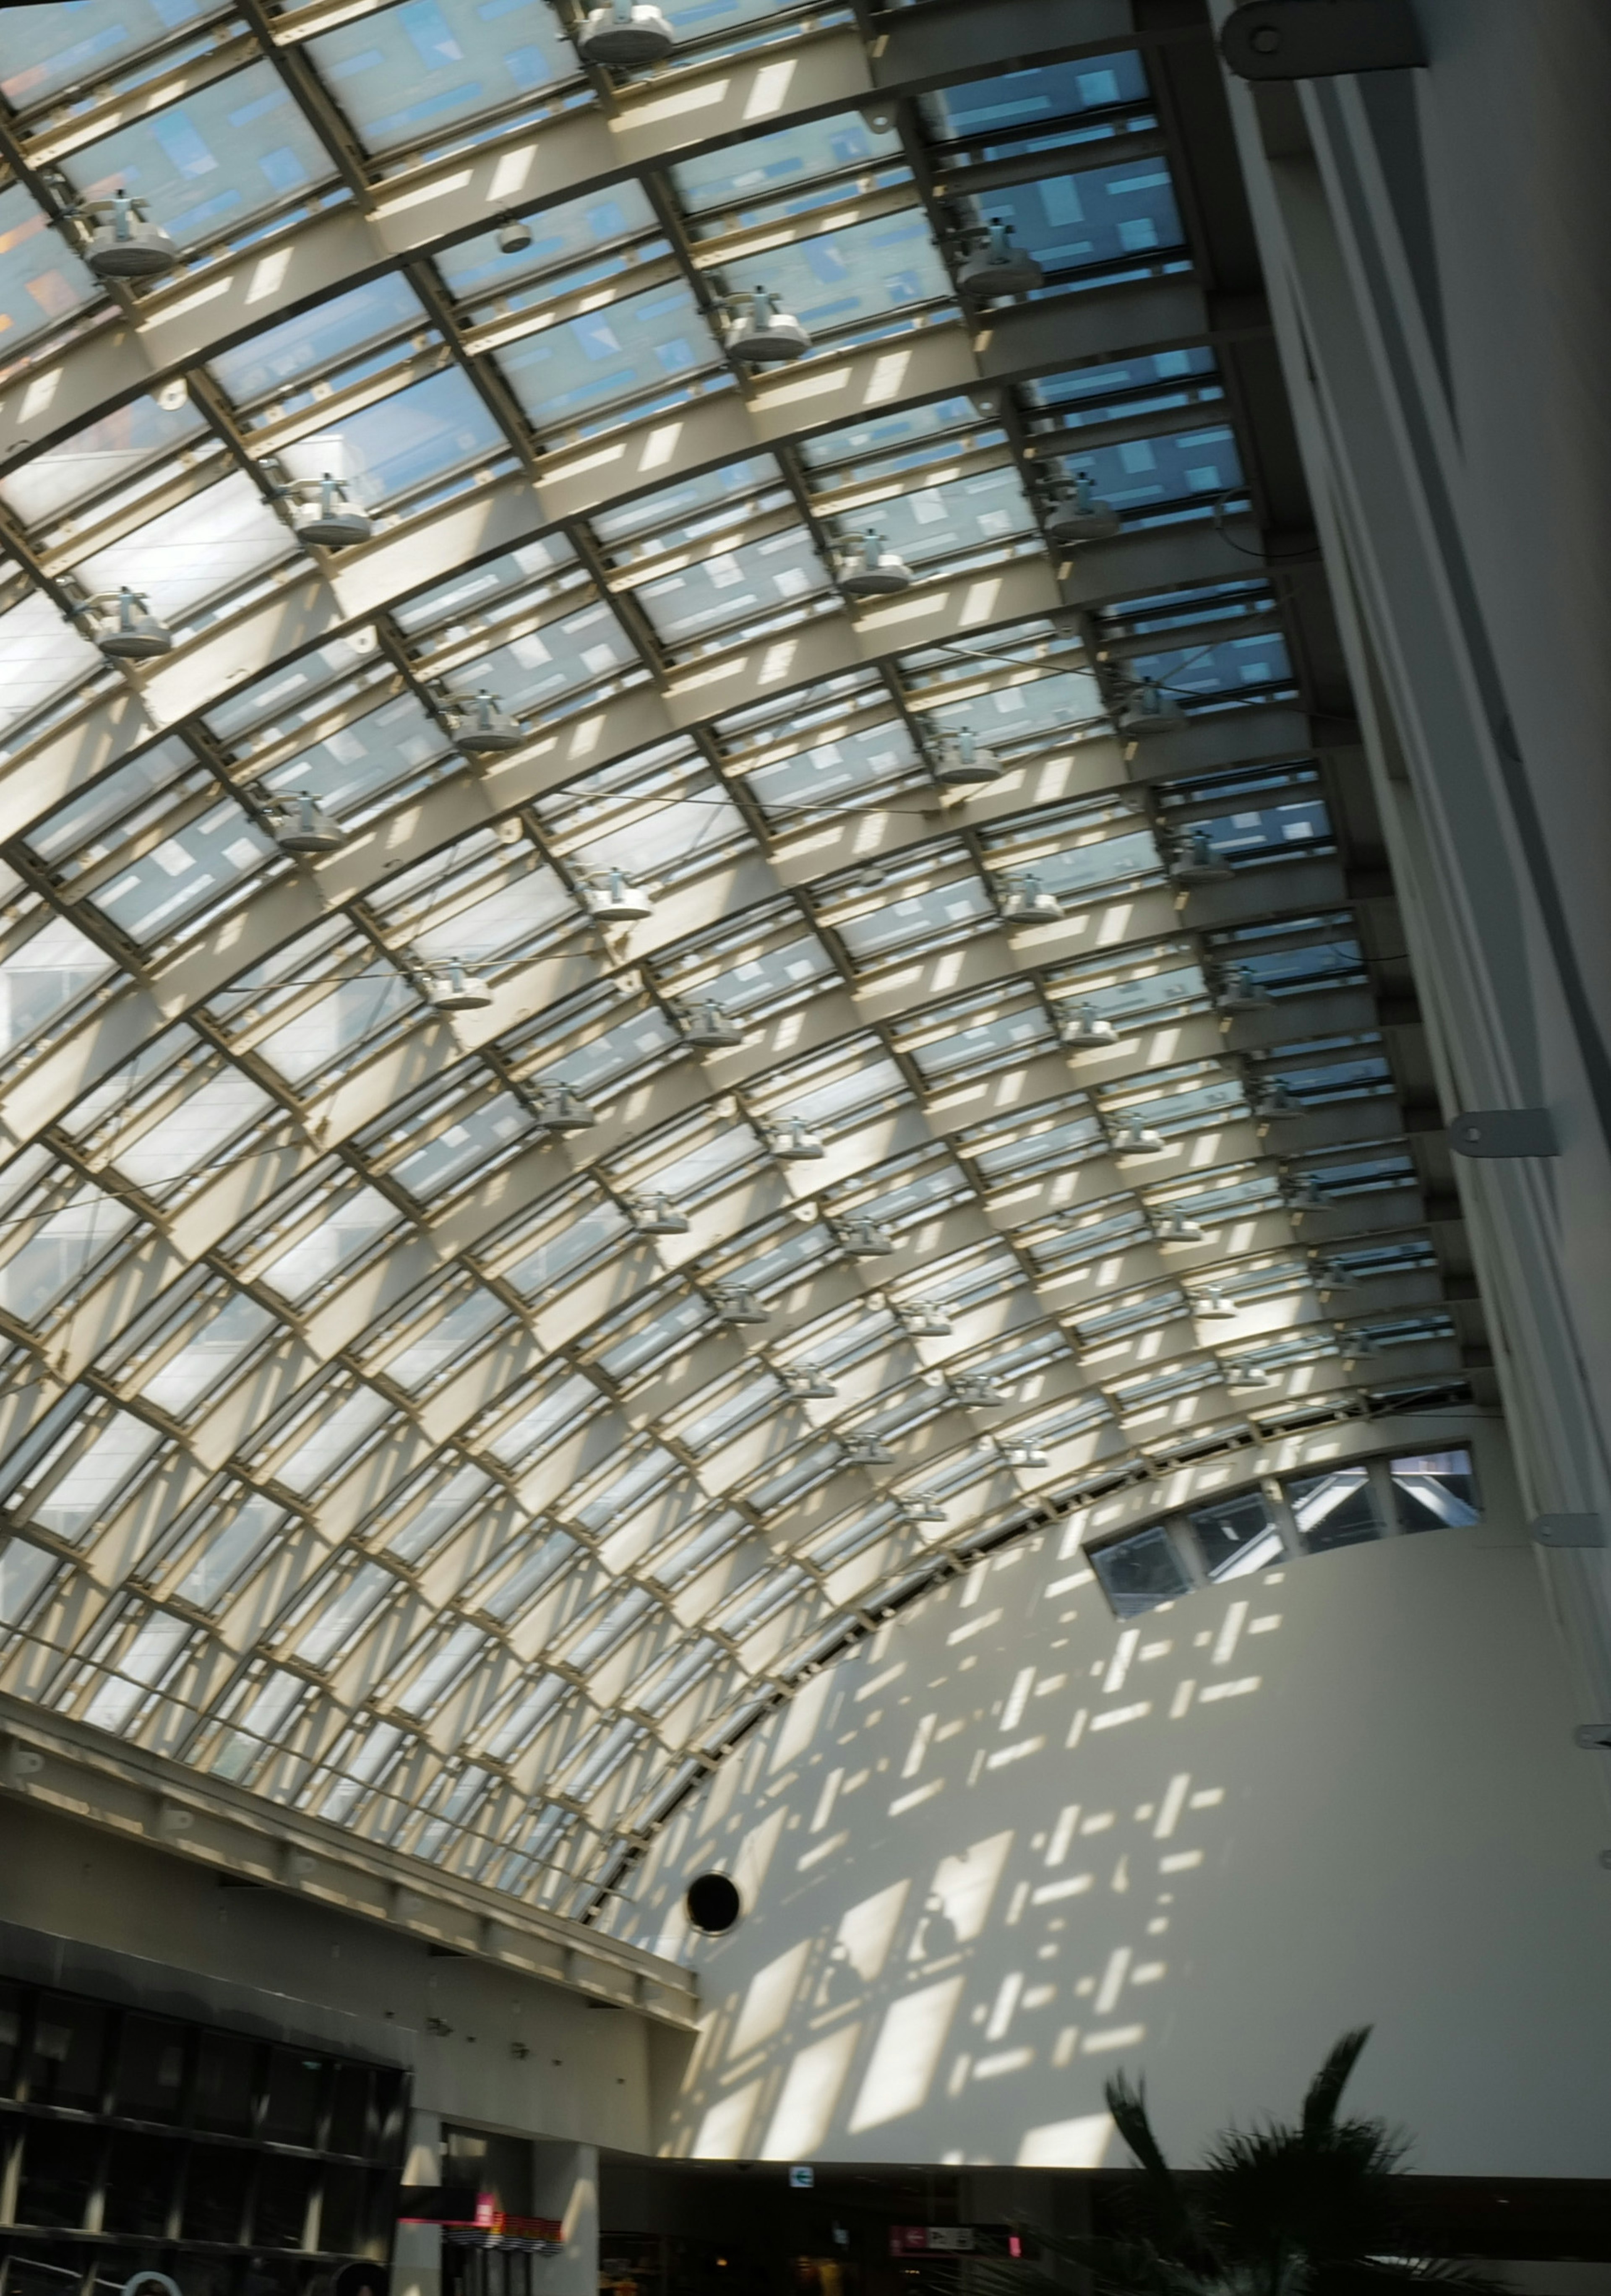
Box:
xmin=0 ymin=0 xmax=1479 ymax=1923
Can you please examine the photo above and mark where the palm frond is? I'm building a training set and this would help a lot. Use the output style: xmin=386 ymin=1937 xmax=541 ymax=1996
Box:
xmin=1302 ymin=2028 xmax=1373 ymax=2141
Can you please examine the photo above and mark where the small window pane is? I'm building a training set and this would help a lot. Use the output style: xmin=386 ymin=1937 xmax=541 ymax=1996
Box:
xmin=183 ymin=2144 xmax=252 ymax=2242
xmin=1286 ymin=1465 xmax=1381 ymax=1554
xmin=327 ymin=2062 xmax=372 ymax=2156
xmin=1391 ymin=1447 xmax=1479 ymax=1531
xmin=1090 ymin=1524 xmax=1189 ymax=1617
xmin=0 ymin=1980 xmax=22 ymax=2092
xmin=25 ymin=1995 xmax=106 ymax=2109
xmin=1189 ymin=1490 xmax=1283 ymax=1580
xmin=103 ymin=2131 xmax=177 ymax=2237
xmin=192 ymin=2030 xmax=257 ymax=2133
xmin=111 ymin=2012 xmax=188 ymax=2122
xmin=17 ymin=2120 xmax=99 ymax=2227
xmin=254 ymin=2154 xmax=316 ymax=2249
xmin=263 ymin=2049 xmax=323 ymax=2145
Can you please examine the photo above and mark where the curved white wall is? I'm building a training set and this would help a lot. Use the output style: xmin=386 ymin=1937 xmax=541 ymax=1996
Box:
xmin=615 ymin=1424 xmax=1611 ymax=2175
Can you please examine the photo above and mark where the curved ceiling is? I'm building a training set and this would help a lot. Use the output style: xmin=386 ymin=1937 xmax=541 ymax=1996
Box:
xmin=0 ymin=0 xmax=1483 ymax=1921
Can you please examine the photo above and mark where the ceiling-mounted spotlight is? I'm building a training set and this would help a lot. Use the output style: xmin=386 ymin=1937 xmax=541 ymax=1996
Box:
xmin=997 ymin=1436 xmax=1049 ymax=1468
xmin=633 ymin=1194 xmax=689 ymax=1235
xmin=1063 ymin=1000 xmax=1118 ymax=1047
xmin=834 ymin=1214 xmax=897 ymax=1257
xmin=1283 ymin=1172 xmax=1329 ymax=1208
xmin=1191 ymin=1286 xmax=1239 ymax=1320
xmin=1171 ymin=823 xmax=1235 ymax=885
xmin=76 ymin=189 xmax=179 ymax=280
xmin=834 ymin=529 xmax=913 ymax=599
xmin=1218 ymin=962 xmax=1273 ymax=1011
xmin=449 ymin=688 xmax=525 ymax=757
xmin=679 ymin=1000 xmax=746 ymax=1048
xmin=1312 ymin=1257 xmax=1359 ymax=1289
xmin=859 ymin=102 xmax=897 ymax=133
xmin=284 ymin=472 xmax=372 ymax=550
xmin=422 ymin=961 xmax=495 ymax=1012
xmin=1228 ymin=1361 xmax=1275 ymax=1390
xmin=710 ymin=1285 xmax=769 ymax=1324
xmin=996 ymin=871 xmax=1064 ymax=922
xmin=581 ymin=868 xmax=653 ymax=924
xmin=498 ymin=219 xmax=534 ymax=254
xmin=1043 ymin=469 xmax=1122 ymax=545
xmin=721 ymin=287 xmax=812 ymax=366
xmin=534 ymin=1084 xmax=597 ymax=1132
xmin=897 ymin=1300 xmax=954 ymax=1337
xmin=957 ymin=218 xmax=1044 ymax=299
xmin=264 ymin=792 xmax=344 ymax=855
xmin=73 ymin=586 xmax=173 ymax=660
xmin=1110 ymin=1114 xmax=1166 ymax=1156
xmin=928 ymin=725 xmax=1000 ymax=787
xmin=842 ymin=1433 xmax=895 ymax=1465
xmin=949 ymin=1371 xmax=1007 ymax=1408
xmin=574 ymin=0 xmax=675 ymax=65
xmin=769 ymin=1117 xmax=825 ymax=1161
xmin=780 ymin=1364 xmax=838 ymax=1399
xmin=1154 ymin=1208 xmax=1207 ymax=1244
xmin=1117 ymin=678 xmax=1188 ymax=739
xmin=1251 ymin=1078 xmax=1303 ymax=1121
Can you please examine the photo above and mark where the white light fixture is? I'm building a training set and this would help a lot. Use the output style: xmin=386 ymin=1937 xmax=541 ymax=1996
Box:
xmin=1191 ymin=1286 xmax=1239 ymax=1320
xmin=498 ymin=219 xmax=534 ymax=254
xmin=450 ymin=690 xmax=525 ymax=757
xmin=928 ymin=726 xmax=1001 ymax=786
xmin=780 ymin=1364 xmax=837 ymax=1399
xmin=78 ymin=586 xmax=172 ymax=660
xmin=998 ymin=1436 xmax=1049 ymax=1468
xmin=1043 ymin=469 xmax=1122 ymax=545
xmin=957 ymin=218 xmax=1044 ymax=298
xmin=1110 ymin=1115 xmax=1166 ymax=1156
xmin=581 ymin=869 xmax=653 ymax=924
xmin=834 ymin=1214 xmax=897 ymax=1257
xmin=710 ymin=1285 xmax=769 ymax=1324
xmin=423 ymin=961 xmax=495 ymax=1012
xmin=769 ymin=1117 xmax=825 ymax=1161
xmin=722 ymin=287 xmax=812 ymax=366
xmin=1171 ymin=823 xmax=1235 ymax=885
xmin=574 ymin=0 xmax=675 ymax=64
xmin=1251 ymin=1079 xmax=1303 ymax=1120
xmin=285 ymin=473 xmax=372 ymax=549
xmin=1228 ymin=1361 xmax=1275 ymax=1390
xmin=535 ymin=1085 xmax=597 ymax=1132
xmin=632 ymin=1194 xmax=689 ymax=1234
xmin=834 ymin=529 xmax=913 ymax=598
xmin=265 ymin=792 xmax=344 ymax=854
xmin=949 ymin=1371 xmax=1006 ymax=1407
xmin=842 ymin=1433 xmax=895 ymax=1465
xmin=1063 ymin=1000 xmax=1118 ymax=1047
xmin=897 ymin=1300 xmax=953 ymax=1337
xmin=996 ymin=870 xmax=1064 ymax=922
xmin=1284 ymin=1172 xmax=1329 ymax=1208
xmin=1312 ymin=1257 xmax=1358 ymax=1289
xmin=1154 ymin=1208 xmax=1207 ymax=1243
xmin=77 ymin=190 xmax=178 ymax=280
xmin=1219 ymin=963 xmax=1272 ymax=1011
xmin=679 ymin=1000 xmax=746 ymax=1048
xmin=1118 ymin=678 xmax=1188 ymax=739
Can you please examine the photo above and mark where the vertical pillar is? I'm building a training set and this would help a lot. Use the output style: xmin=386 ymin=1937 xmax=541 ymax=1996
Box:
xmin=395 ymin=2109 xmax=443 ymax=2296
xmin=529 ymin=2142 xmax=598 ymax=2296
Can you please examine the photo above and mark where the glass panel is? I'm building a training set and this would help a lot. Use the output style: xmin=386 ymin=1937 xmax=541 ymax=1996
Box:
xmin=263 ymin=2047 xmax=323 ymax=2145
xmin=70 ymin=471 xmax=295 ymax=632
xmin=495 ymin=282 xmax=716 ymax=435
xmin=296 ymin=366 xmax=507 ymax=507
xmin=711 ymin=211 xmax=949 ymax=341
xmin=61 ymin=67 xmax=336 ymax=247
xmin=435 ymin=182 xmax=658 ymax=306
xmin=184 ymin=2143 xmax=253 ymax=2241
xmin=0 ymin=182 xmax=98 ymax=356
xmin=635 ymin=528 xmax=829 ymax=644
xmin=1285 ymin=1465 xmax=1382 ymax=1554
xmin=1391 ymin=1447 xmax=1479 ymax=1531
xmin=24 ymin=1994 xmax=106 ymax=2109
xmin=0 ymin=393 xmax=205 ymax=527
xmin=307 ymin=1 xmax=575 ymax=156
xmin=209 ymin=274 xmax=429 ymax=408
xmin=1090 ymin=1524 xmax=1189 ymax=1617
xmin=103 ymin=2131 xmax=177 ymax=2236
xmin=16 ymin=2119 xmax=99 ymax=2226
xmin=111 ymin=2012 xmax=188 ymax=2122
xmin=0 ymin=592 xmax=107 ymax=752
xmin=673 ymin=112 xmax=903 ymax=216
xmin=192 ymin=2030 xmax=257 ymax=2135
xmin=924 ymin=55 xmax=1153 ymax=146
xmin=978 ymin=158 xmax=1183 ymax=278
xmin=1189 ymin=1490 xmax=1283 ymax=1581
xmin=2 ymin=0 xmax=216 ymax=109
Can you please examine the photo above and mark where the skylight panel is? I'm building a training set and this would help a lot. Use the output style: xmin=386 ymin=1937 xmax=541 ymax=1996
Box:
xmin=0 ymin=390 xmax=206 ymax=529
xmin=5 ymin=1403 xmax=164 ymax=1544
xmin=0 ymin=591 xmax=110 ymax=756
xmin=305 ymin=0 xmax=576 ymax=156
xmin=60 ymin=67 xmax=336 ymax=252
xmin=70 ymin=469 xmax=297 ymax=635
xmin=1055 ymin=424 xmax=1243 ymax=514
xmin=208 ymin=273 xmax=431 ymax=410
xmin=306 ymin=366 xmax=509 ymax=510
xmin=0 ymin=1181 xmax=139 ymax=1331
xmin=707 ymin=210 xmax=951 ymax=350
xmin=590 ymin=456 xmax=785 ymax=554
xmin=672 ymin=111 xmax=904 ymax=217
xmin=495 ymin=281 xmax=721 ymax=441
xmin=106 ymin=1065 xmax=280 ymax=1199
xmin=744 ymin=715 xmax=925 ymax=822
xmin=131 ymin=1289 xmax=280 ymax=1420
xmin=635 ymin=526 xmax=831 ymax=648
xmin=164 ymin=1490 xmax=290 ymax=1614
xmin=237 ymin=1171 xmax=405 ymax=1307
xmin=0 ymin=183 xmax=99 ymax=360
xmin=921 ymin=53 xmax=1152 ymax=146
xmin=0 ymin=906 xmax=120 ymax=1071
xmin=438 ymin=594 xmax=641 ymax=717
xmin=975 ymin=157 xmax=1185 ymax=285
xmin=435 ymin=182 xmax=660 ymax=307
xmin=1 ymin=0 xmax=217 ymax=112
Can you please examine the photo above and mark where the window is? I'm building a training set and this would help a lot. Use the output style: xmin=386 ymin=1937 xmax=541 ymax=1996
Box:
xmin=1090 ymin=1524 xmax=1189 ymax=1616
xmin=1189 ymin=1490 xmax=1284 ymax=1580
xmin=1391 ymin=1448 xmax=1478 ymax=1531
xmin=1285 ymin=1465 xmax=1382 ymax=1554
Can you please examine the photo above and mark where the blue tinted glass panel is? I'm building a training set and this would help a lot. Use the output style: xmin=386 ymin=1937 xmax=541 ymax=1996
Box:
xmin=715 ymin=212 xmax=949 ymax=339
xmin=0 ymin=184 xmax=97 ymax=353
xmin=209 ymin=276 xmax=429 ymax=404
xmin=925 ymin=53 xmax=1151 ymax=143
xmin=330 ymin=367 xmax=506 ymax=505
xmin=435 ymin=184 xmax=659 ymax=302
xmin=673 ymin=114 xmax=902 ymax=218
xmin=980 ymin=159 xmax=1183 ymax=277
xmin=308 ymin=0 xmax=575 ymax=155
xmin=496 ymin=284 xmax=718 ymax=433
xmin=1059 ymin=425 xmax=1242 ymax=508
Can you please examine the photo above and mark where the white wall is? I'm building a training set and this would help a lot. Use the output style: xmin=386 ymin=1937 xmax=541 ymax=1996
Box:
xmin=614 ymin=1443 xmax=1611 ymax=2175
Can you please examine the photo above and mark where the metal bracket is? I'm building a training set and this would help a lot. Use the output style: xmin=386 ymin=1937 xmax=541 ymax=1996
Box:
xmin=1447 ymin=1108 xmax=1559 ymax=1158
xmin=1533 ymin=1515 xmax=1606 ymax=1550
xmin=1220 ymin=1 xmax=1426 ymax=80
xmin=1574 ymin=1726 xmax=1611 ymax=1750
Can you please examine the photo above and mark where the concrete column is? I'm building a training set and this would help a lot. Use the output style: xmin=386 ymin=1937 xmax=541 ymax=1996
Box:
xmin=396 ymin=2109 xmax=443 ymax=2296
xmin=529 ymin=2142 xmax=599 ymax=2296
